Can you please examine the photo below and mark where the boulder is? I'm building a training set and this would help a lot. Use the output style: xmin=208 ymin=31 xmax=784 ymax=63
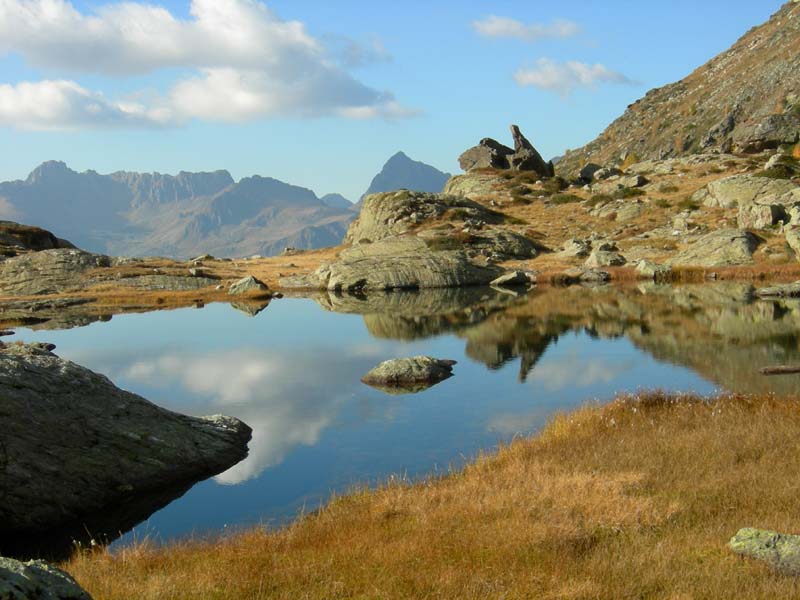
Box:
xmin=729 ymin=527 xmax=800 ymax=575
xmin=442 ymin=172 xmax=507 ymax=199
xmin=362 ymin=356 xmax=457 ymax=393
xmin=786 ymin=227 xmax=800 ymax=256
xmin=228 ymin=275 xmax=269 ymax=296
xmin=508 ymin=125 xmax=555 ymax=176
xmin=693 ymin=174 xmax=800 ymax=209
xmin=0 ymin=344 xmax=251 ymax=557
xmin=0 ymin=556 xmax=92 ymax=599
xmin=578 ymin=163 xmax=602 ymax=182
xmin=670 ymin=229 xmax=760 ymax=267
xmin=737 ymin=202 xmax=787 ymax=229
xmin=458 ymin=125 xmax=553 ymax=177
xmin=635 ymin=260 xmax=672 ymax=280
xmin=310 ymin=236 xmax=505 ymax=292
xmin=465 ymin=229 xmax=542 ymax=260
xmin=458 ymin=138 xmax=515 ymax=171
xmin=553 ymin=267 xmax=611 ymax=285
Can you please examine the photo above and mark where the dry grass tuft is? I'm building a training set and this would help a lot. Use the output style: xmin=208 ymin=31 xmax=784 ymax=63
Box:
xmin=66 ymin=391 xmax=800 ymax=599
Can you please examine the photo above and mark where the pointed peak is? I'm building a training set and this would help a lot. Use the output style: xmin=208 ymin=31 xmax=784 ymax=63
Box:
xmin=26 ymin=161 xmax=74 ymax=183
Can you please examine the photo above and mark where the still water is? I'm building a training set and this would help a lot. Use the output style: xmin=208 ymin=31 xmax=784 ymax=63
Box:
xmin=9 ymin=282 xmax=799 ymax=548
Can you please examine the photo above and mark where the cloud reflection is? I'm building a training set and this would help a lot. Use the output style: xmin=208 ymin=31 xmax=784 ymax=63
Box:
xmin=120 ymin=348 xmax=383 ymax=484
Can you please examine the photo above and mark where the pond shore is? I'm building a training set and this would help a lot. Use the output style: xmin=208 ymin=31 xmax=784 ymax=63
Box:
xmin=64 ymin=391 xmax=800 ymax=599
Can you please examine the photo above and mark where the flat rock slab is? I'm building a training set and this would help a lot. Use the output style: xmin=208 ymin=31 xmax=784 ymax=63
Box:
xmin=362 ymin=356 xmax=457 ymax=393
xmin=669 ymin=229 xmax=759 ymax=267
xmin=0 ymin=556 xmax=92 ymax=599
xmin=729 ymin=528 xmax=800 ymax=575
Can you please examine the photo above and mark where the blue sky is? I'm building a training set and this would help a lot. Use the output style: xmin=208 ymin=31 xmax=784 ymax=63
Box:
xmin=0 ymin=0 xmax=786 ymax=199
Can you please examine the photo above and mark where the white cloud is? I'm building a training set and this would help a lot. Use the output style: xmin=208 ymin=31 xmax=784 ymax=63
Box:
xmin=0 ymin=0 xmax=413 ymax=129
xmin=0 ymin=79 xmax=171 ymax=130
xmin=472 ymin=16 xmax=580 ymax=41
xmin=515 ymin=58 xmax=636 ymax=96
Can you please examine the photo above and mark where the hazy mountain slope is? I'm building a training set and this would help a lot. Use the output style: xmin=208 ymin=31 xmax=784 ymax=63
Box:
xmin=0 ymin=162 xmax=355 ymax=258
xmin=360 ymin=152 xmax=451 ymax=202
xmin=320 ymin=193 xmax=355 ymax=210
xmin=558 ymin=1 xmax=800 ymax=176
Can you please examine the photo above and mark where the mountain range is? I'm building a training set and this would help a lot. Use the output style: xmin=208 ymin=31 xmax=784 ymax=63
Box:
xmin=0 ymin=152 xmax=450 ymax=259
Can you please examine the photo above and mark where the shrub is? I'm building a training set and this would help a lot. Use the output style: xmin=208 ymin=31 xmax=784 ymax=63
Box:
xmin=620 ymin=152 xmax=639 ymax=170
xmin=794 ymin=143 xmax=800 ymax=160
xmin=654 ymin=198 xmax=671 ymax=209
xmin=586 ymin=194 xmax=613 ymax=208
xmin=677 ymin=198 xmax=700 ymax=211
xmin=658 ymin=184 xmax=679 ymax=193
xmin=541 ymin=177 xmax=569 ymax=196
xmin=550 ymin=193 xmax=583 ymax=205
xmin=613 ymin=188 xmax=646 ymax=199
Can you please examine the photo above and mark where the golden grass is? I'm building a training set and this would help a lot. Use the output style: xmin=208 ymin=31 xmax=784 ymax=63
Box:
xmin=793 ymin=143 xmax=800 ymax=161
xmin=66 ymin=392 xmax=800 ymax=599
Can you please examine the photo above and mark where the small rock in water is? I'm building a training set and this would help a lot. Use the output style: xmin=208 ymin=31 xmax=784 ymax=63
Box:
xmin=490 ymin=270 xmax=535 ymax=288
xmin=362 ymin=356 xmax=457 ymax=394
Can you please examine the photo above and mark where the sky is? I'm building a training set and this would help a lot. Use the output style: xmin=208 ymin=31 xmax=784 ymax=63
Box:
xmin=0 ymin=0 xmax=787 ymax=199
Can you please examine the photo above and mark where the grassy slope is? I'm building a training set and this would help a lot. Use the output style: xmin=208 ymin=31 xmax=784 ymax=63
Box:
xmin=67 ymin=392 xmax=800 ymax=599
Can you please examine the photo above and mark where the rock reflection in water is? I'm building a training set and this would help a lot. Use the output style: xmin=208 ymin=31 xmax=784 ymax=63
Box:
xmin=317 ymin=282 xmax=800 ymax=395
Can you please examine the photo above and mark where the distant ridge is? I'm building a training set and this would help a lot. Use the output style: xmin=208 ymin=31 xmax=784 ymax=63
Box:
xmin=558 ymin=1 xmax=800 ymax=176
xmin=0 ymin=162 xmax=355 ymax=258
xmin=359 ymin=152 xmax=451 ymax=204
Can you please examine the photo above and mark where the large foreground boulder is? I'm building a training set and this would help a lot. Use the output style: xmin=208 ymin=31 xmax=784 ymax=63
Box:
xmin=0 ymin=249 xmax=111 ymax=295
xmin=669 ymin=229 xmax=760 ymax=267
xmin=0 ymin=557 xmax=92 ymax=599
xmin=0 ymin=344 xmax=251 ymax=558
xmin=729 ymin=528 xmax=800 ymax=575
xmin=0 ymin=222 xmax=75 ymax=257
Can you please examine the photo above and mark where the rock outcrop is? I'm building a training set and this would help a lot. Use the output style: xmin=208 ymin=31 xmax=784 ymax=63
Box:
xmin=0 ymin=222 xmax=75 ymax=257
xmin=345 ymin=190 xmax=503 ymax=245
xmin=458 ymin=125 xmax=554 ymax=177
xmin=361 ymin=356 xmax=457 ymax=393
xmin=0 ymin=344 xmax=251 ymax=558
xmin=0 ymin=249 xmax=112 ymax=295
xmin=228 ymin=275 xmax=270 ymax=296
xmin=693 ymin=174 xmax=800 ymax=209
xmin=729 ymin=528 xmax=800 ymax=575
xmin=0 ymin=556 xmax=92 ymax=599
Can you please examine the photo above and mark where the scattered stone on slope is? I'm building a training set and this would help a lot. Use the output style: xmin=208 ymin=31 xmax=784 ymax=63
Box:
xmin=737 ymin=202 xmax=787 ymax=229
xmin=585 ymin=249 xmax=627 ymax=268
xmin=361 ymin=356 xmax=457 ymax=393
xmin=636 ymin=260 xmax=672 ymax=280
xmin=228 ymin=275 xmax=270 ymax=296
xmin=0 ymin=343 xmax=251 ymax=558
xmin=0 ymin=556 xmax=92 ymax=599
xmin=729 ymin=528 xmax=800 ymax=575
xmin=560 ymin=239 xmax=592 ymax=257
xmin=669 ymin=229 xmax=760 ymax=267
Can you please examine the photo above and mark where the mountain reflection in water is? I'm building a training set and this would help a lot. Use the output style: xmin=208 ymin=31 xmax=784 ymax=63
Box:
xmin=7 ymin=281 xmax=800 ymax=554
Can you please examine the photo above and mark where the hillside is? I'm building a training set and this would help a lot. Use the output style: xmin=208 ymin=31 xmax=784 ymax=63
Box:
xmin=558 ymin=1 xmax=800 ymax=176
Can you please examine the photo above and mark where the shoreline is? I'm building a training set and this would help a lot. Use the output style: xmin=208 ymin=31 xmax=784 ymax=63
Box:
xmin=63 ymin=390 xmax=800 ymax=599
